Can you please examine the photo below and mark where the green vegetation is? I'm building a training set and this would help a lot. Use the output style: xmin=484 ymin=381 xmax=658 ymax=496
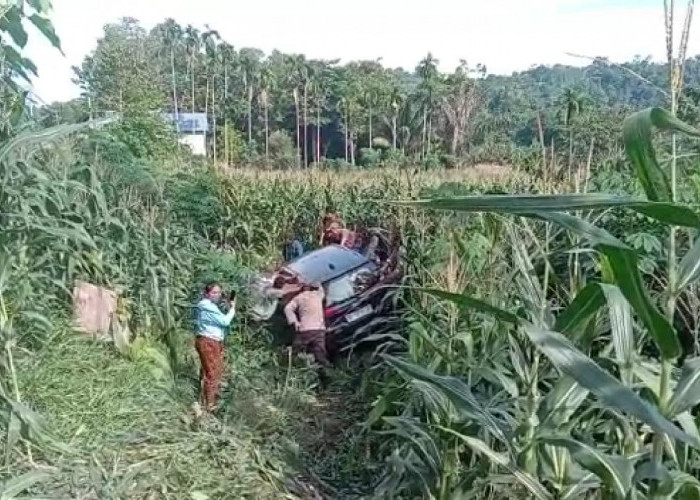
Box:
xmin=4 ymin=1 xmax=700 ymax=499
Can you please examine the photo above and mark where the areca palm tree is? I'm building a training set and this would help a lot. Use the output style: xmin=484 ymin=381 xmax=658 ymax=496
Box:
xmin=258 ymin=63 xmax=274 ymax=162
xmin=556 ymin=87 xmax=589 ymax=182
xmin=219 ymin=42 xmax=236 ymax=165
xmin=159 ymin=19 xmax=182 ymax=127
xmin=388 ymin=85 xmax=405 ymax=150
xmin=239 ymin=48 xmax=263 ymax=146
xmin=202 ymin=29 xmax=220 ymax=161
xmin=286 ymin=54 xmax=306 ymax=168
xmin=416 ymin=53 xmax=441 ymax=156
xmin=184 ymin=25 xmax=201 ymax=114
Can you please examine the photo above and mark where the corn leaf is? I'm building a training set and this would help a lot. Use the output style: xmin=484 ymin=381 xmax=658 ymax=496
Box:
xmin=554 ymin=283 xmax=605 ymax=339
xmin=677 ymin=235 xmax=700 ymax=293
xmin=669 ymin=471 xmax=700 ymax=500
xmin=536 ymin=212 xmax=681 ymax=359
xmin=382 ymin=417 xmax=443 ymax=479
xmin=417 ymin=288 xmax=520 ymax=324
xmin=395 ymin=194 xmax=700 ymax=228
xmin=522 ymin=324 xmax=697 ymax=448
xmin=542 ymin=436 xmax=635 ymax=499
xmin=601 ymin=284 xmax=634 ymax=386
xmin=0 ymin=470 xmax=51 ymax=499
xmin=436 ymin=428 xmax=553 ymax=500
xmin=383 ymin=356 xmax=511 ymax=444
xmin=623 ymin=108 xmax=700 ymax=202
xmin=538 ymin=377 xmax=589 ymax=428
xmin=668 ymin=357 xmax=700 ymax=417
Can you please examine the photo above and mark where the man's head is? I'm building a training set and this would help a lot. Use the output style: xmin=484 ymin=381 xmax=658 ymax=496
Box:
xmin=302 ymin=282 xmax=321 ymax=292
xmin=323 ymin=213 xmax=341 ymax=229
xmin=272 ymin=275 xmax=286 ymax=289
xmin=204 ymin=282 xmax=222 ymax=302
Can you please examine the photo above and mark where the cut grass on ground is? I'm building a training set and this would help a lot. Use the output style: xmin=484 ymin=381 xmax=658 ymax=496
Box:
xmin=12 ymin=327 xmax=377 ymax=499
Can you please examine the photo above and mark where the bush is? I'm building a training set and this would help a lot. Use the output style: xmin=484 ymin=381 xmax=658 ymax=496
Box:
xmin=268 ymin=130 xmax=297 ymax=169
xmin=359 ymin=147 xmax=381 ymax=167
xmin=216 ymin=125 xmax=246 ymax=165
xmin=372 ymin=137 xmax=391 ymax=150
xmin=421 ymin=153 xmax=441 ymax=169
xmin=383 ymin=149 xmax=407 ymax=168
xmin=439 ymin=154 xmax=459 ymax=169
xmin=315 ymin=158 xmax=355 ymax=170
xmin=109 ymin=113 xmax=178 ymax=161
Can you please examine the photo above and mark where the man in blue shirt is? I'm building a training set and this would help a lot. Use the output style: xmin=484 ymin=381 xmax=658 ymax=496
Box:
xmin=195 ymin=282 xmax=236 ymax=411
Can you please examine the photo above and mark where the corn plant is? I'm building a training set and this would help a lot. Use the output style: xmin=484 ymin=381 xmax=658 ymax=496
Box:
xmin=373 ymin=107 xmax=700 ymax=500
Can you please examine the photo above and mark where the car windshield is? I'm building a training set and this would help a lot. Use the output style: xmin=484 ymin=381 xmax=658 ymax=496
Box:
xmin=325 ymin=264 xmax=376 ymax=305
xmin=287 ymin=245 xmax=368 ymax=284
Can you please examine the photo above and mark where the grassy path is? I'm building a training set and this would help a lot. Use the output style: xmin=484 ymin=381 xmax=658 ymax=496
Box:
xmin=14 ymin=326 xmax=377 ymax=499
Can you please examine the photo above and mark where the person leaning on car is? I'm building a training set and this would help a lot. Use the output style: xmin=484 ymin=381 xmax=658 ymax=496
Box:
xmin=283 ymin=282 xmax=330 ymax=368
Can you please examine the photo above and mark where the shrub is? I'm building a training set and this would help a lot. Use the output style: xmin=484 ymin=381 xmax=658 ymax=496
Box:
xmin=268 ymin=130 xmax=297 ymax=169
xmin=358 ymin=147 xmax=381 ymax=167
xmin=439 ymin=154 xmax=459 ymax=169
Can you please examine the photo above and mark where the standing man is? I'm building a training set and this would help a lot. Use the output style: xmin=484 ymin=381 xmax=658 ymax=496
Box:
xmin=283 ymin=283 xmax=330 ymax=368
xmin=195 ymin=282 xmax=236 ymax=412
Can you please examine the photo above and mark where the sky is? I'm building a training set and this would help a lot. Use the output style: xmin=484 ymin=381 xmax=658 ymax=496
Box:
xmin=24 ymin=0 xmax=698 ymax=104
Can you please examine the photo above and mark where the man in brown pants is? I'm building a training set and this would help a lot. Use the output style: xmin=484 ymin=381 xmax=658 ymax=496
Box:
xmin=283 ymin=283 xmax=330 ymax=368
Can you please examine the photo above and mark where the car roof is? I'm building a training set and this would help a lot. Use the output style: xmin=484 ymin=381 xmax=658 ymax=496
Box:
xmin=285 ymin=245 xmax=370 ymax=284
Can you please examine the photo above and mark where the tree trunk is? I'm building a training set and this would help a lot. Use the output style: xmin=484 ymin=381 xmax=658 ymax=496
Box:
xmin=212 ymin=80 xmax=217 ymax=165
xmin=204 ymin=78 xmax=209 ymax=158
xmin=568 ymin=128 xmax=574 ymax=186
xmin=392 ymin=113 xmax=397 ymax=150
xmin=350 ymin=135 xmax=355 ymax=165
xmin=264 ymin=98 xmax=269 ymax=164
xmin=224 ymin=65 xmax=229 ymax=166
xmin=368 ymin=102 xmax=373 ymax=148
xmin=450 ymin=124 xmax=459 ymax=156
xmin=421 ymin=110 xmax=427 ymax=158
xmin=191 ymin=58 xmax=195 ymax=114
xmin=316 ymin=103 xmax=321 ymax=164
xmin=248 ymin=85 xmax=253 ymax=144
xmin=427 ymin=115 xmax=432 ymax=155
xmin=303 ymin=82 xmax=308 ymax=168
xmin=171 ymin=48 xmax=179 ymax=132
xmin=294 ymin=88 xmax=301 ymax=169
xmin=344 ymin=106 xmax=349 ymax=163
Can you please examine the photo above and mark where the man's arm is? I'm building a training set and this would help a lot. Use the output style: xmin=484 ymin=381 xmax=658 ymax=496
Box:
xmin=284 ymin=298 xmax=299 ymax=327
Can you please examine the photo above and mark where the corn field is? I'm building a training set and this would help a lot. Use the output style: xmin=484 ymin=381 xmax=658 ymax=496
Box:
xmin=2 ymin=101 xmax=700 ymax=499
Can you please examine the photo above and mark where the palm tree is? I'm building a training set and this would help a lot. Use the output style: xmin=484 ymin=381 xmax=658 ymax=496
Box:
xmin=258 ymin=63 xmax=274 ymax=163
xmin=239 ymin=48 xmax=263 ymax=146
xmin=387 ymin=84 xmax=405 ymax=150
xmin=557 ymin=87 xmax=588 ymax=182
xmin=184 ymin=25 xmax=201 ymax=114
xmin=286 ymin=54 xmax=306 ymax=168
xmin=416 ymin=53 xmax=441 ymax=156
xmin=202 ymin=29 xmax=220 ymax=161
xmin=152 ymin=19 xmax=183 ymax=129
xmin=219 ymin=42 xmax=236 ymax=166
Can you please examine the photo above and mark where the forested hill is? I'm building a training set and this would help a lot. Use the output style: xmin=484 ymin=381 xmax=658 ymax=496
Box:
xmin=38 ymin=17 xmax=700 ymax=166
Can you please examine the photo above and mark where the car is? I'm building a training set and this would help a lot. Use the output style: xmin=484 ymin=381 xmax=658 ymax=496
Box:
xmin=250 ymin=242 xmax=404 ymax=357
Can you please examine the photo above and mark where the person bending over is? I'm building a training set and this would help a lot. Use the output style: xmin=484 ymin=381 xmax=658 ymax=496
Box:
xmin=283 ymin=283 xmax=330 ymax=368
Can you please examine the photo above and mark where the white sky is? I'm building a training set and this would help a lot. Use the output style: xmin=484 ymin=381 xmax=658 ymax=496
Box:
xmin=25 ymin=0 xmax=698 ymax=104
